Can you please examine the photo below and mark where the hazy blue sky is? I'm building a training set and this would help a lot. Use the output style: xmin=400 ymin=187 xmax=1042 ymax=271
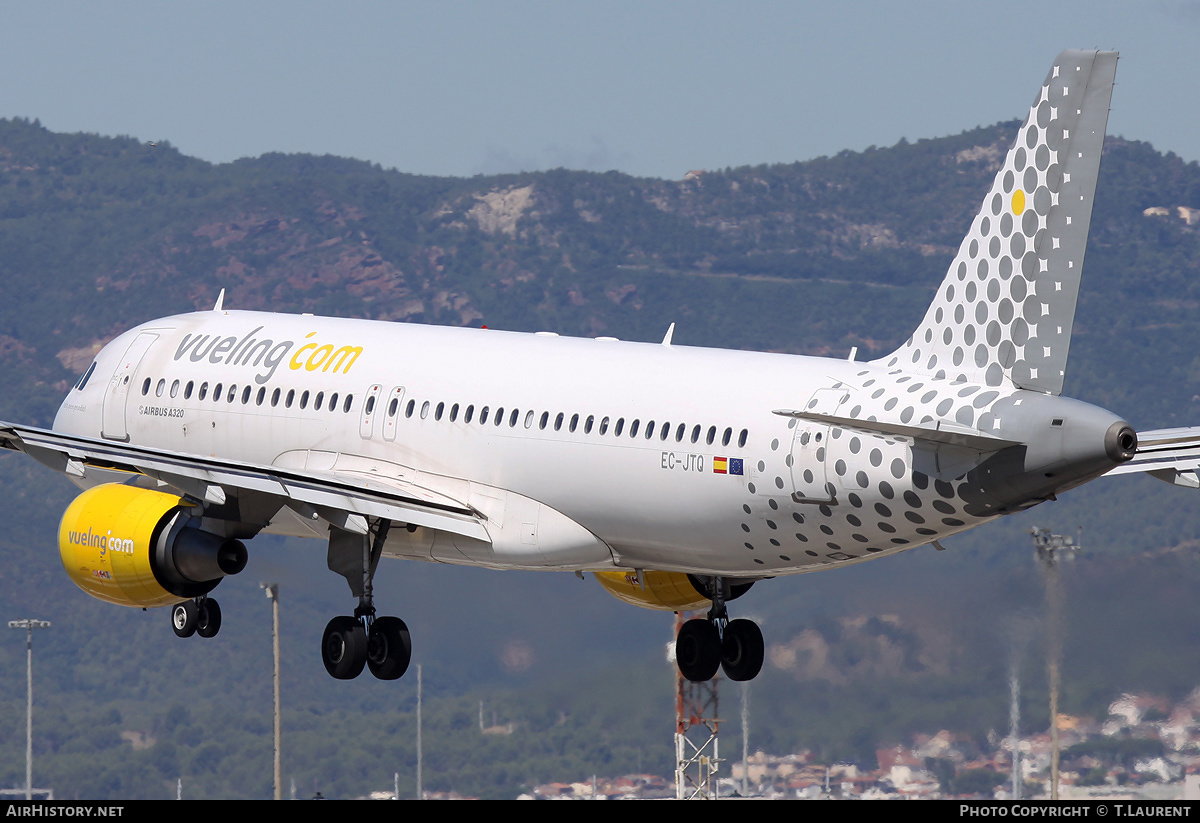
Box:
xmin=2 ymin=2 xmax=1197 ymax=180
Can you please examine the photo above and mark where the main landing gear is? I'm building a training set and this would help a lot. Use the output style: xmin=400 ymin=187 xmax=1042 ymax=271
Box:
xmin=321 ymin=519 xmax=412 ymax=681
xmin=322 ymin=612 xmax=411 ymax=681
xmin=171 ymin=596 xmax=223 ymax=639
xmin=674 ymin=578 xmax=764 ymax=682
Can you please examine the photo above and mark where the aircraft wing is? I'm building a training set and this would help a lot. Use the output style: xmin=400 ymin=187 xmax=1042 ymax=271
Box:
xmin=0 ymin=422 xmax=490 ymax=540
xmin=1103 ymin=426 xmax=1200 ymax=488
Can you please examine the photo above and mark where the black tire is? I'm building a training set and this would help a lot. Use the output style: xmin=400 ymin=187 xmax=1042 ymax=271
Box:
xmin=196 ymin=599 xmax=222 ymax=638
xmin=322 ymin=616 xmax=367 ymax=680
xmin=721 ymin=619 xmax=764 ymax=682
xmin=171 ymin=600 xmax=198 ymax=638
xmin=676 ymin=618 xmax=721 ymax=682
xmin=367 ymin=616 xmax=412 ymax=680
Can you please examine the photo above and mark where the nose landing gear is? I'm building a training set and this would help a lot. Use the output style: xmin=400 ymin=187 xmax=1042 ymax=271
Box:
xmin=171 ymin=596 xmax=223 ymax=639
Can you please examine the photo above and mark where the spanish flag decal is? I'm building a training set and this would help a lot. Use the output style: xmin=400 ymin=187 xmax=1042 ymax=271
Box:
xmin=712 ymin=458 xmax=743 ymax=476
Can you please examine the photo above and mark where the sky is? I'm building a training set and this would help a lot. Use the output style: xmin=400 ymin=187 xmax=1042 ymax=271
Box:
xmin=1 ymin=1 xmax=1198 ymax=181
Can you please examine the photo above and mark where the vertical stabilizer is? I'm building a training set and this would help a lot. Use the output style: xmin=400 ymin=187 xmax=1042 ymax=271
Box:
xmin=876 ymin=50 xmax=1117 ymax=395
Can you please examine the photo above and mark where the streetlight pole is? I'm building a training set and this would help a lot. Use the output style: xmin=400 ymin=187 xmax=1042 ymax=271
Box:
xmin=260 ymin=584 xmax=281 ymax=800
xmin=8 ymin=619 xmax=51 ymax=800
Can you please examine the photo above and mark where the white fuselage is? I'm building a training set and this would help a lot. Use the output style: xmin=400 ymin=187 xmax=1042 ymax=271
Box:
xmin=55 ymin=309 xmax=1040 ymax=577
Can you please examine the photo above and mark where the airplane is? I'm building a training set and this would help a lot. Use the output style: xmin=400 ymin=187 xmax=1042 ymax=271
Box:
xmin=2 ymin=49 xmax=1197 ymax=685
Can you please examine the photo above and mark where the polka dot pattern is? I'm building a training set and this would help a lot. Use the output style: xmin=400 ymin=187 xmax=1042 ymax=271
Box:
xmin=878 ymin=50 xmax=1117 ymax=397
xmin=723 ymin=52 xmax=1118 ymax=576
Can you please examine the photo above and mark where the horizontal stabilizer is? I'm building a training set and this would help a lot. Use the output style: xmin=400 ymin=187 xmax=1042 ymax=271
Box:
xmin=1105 ymin=426 xmax=1200 ymax=487
xmin=772 ymin=408 xmax=1018 ymax=451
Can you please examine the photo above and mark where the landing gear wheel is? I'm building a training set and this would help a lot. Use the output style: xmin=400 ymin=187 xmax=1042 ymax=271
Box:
xmin=367 ymin=616 xmax=412 ymax=680
xmin=171 ymin=600 xmax=198 ymax=638
xmin=676 ymin=618 xmax=721 ymax=682
xmin=322 ymin=616 xmax=367 ymax=680
xmin=720 ymin=618 xmax=764 ymax=682
xmin=196 ymin=599 xmax=222 ymax=638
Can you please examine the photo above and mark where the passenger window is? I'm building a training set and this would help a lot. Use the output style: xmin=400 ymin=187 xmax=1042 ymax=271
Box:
xmin=722 ymin=427 xmax=732 ymax=447
xmin=738 ymin=428 xmax=748 ymax=448
xmin=256 ymin=387 xmax=266 ymax=406
xmin=242 ymin=386 xmax=252 ymax=404
xmin=569 ymin=414 xmax=579 ymax=433
xmin=436 ymin=402 xmax=445 ymax=421
xmin=706 ymin=426 xmax=716 ymax=445
xmin=405 ymin=400 xmax=415 ymax=418
xmin=584 ymin=415 xmax=594 ymax=434
xmin=199 ymin=382 xmax=209 ymax=401
xmin=691 ymin=425 xmax=701 ymax=444
xmin=156 ymin=379 xmax=165 ymax=397
xmin=539 ymin=411 xmax=548 ymax=430
xmin=299 ymin=390 xmax=309 ymax=409
xmin=314 ymin=391 xmax=324 ymax=410
xmin=645 ymin=420 xmax=655 ymax=440
xmin=450 ymin=403 xmax=459 ymax=422
xmin=170 ymin=380 xmax=180 ymax=398
xmin=494 ymin=407 xmax=504 ymax=426
xmin=525 ymin=410 xmax=534 ymax=429
xmin=141 ymin=378 xmax=151 ymax=396
xmin=480 ymin=406 xmax=490 ymax=424
xmin=271 ymin=388 xmax=281 ymax=407
xmin=343 ymin=394 xmax=354 ymax=413
xmin=227 ymin=385 xmax=237 ymax=403
xmin=614 ymin=418 xmax=624 ymax=436
xmin=329 ymin=392 xmax=339 ymax=412
xmin=629 ymin=419 xmax=639 ymax=438
xmin=600 ymin=416 xmax=610 ymax=436
xmin=184 ymin=381 xmax=194 ymax=400
xmin=421 ymin=401 xmax=430 ymax=419
xmin=660 ymin=422 xmax=670 ymax=441
xmin=286 ymin=389 xmax=295 ymax=409
xmin=465 ymin=405 xmax=475 ymax=424
xmin=364 ymin=395 xmax=374 ymax=414
xmin=554 ymin=412 xmax=564 ymax=431
xmin=676 ymin=423 xmax=686 ymax=442
xmin=388 ymin=398 xmax=399 ymax=417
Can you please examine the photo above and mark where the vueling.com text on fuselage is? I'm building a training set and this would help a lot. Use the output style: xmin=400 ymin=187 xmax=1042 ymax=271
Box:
xmin=172 ymin=327 xmax=364 ymax=385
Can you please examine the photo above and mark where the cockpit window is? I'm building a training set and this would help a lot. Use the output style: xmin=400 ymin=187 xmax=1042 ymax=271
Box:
xmin=75 ymin=362 xmax=97 ymax=391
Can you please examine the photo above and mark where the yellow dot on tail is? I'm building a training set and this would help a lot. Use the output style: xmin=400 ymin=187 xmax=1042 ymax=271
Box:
xmin=1012 ymin=189 xmax=1025 ymax=215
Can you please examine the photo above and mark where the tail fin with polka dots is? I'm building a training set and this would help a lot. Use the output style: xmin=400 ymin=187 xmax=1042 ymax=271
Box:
xmin=876 ymin=50 xmax=1117 ymax=396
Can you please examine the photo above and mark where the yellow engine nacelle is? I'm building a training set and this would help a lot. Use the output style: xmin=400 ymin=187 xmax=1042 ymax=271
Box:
xmin=593 ymin=570 xmax=711 ymax=612
xmin=59 ymin=484 xmax=247 ymax=608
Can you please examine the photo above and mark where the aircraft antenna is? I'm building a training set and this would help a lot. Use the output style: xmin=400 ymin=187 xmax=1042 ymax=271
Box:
xmin=672 ymin=611 xmax=721 ymax=799
xmin=212 ymin=288 xmax=225 ymax=312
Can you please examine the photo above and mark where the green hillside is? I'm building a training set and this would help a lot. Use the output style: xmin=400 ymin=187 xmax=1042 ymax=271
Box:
xmin=1 ymin=117 xmax=1199 ymax=797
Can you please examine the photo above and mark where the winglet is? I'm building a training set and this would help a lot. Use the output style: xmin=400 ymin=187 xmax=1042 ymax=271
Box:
xmin=661 ymin=323 xmax=675 ymax=346
xmin=213 ymin=289 xmax=226 ymax=312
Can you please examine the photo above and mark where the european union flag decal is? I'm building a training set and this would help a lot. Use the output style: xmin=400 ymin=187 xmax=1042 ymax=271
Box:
xmin=729 ymin=458 xmax=744 ymax=476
